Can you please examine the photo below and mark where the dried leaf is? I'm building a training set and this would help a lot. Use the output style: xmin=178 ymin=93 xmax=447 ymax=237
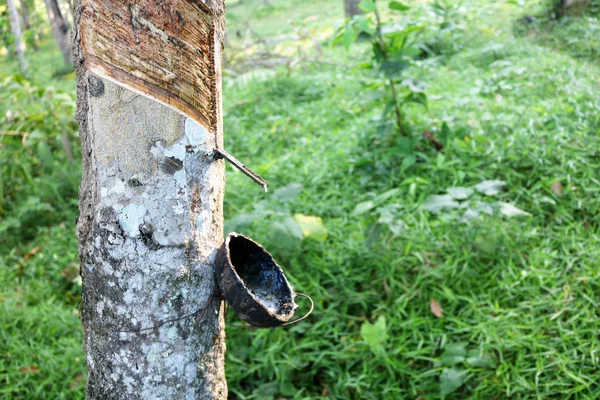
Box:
xmin=430 ymin=299 xmax=443 ymax=318
xmin=294 ymin=214 xmax=328 ymax=241
xmin=22 ymin=246 xmax=42 ymax=262
xmin=60 ymin=263 xmax=80 ymax=282
xmin=70 ymin=375 xmax=85 ymax=390
xmin=550 ymin=181 xmax=563 ymax=196
xmin=21 ymin=366 xmax=40 ymax=373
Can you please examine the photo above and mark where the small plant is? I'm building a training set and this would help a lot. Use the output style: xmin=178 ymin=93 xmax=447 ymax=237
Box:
xmin=334 ymin=0 xmax=427 ymax=137
xmin=437 ymin=342 xmax=496 ymax=397
xmin=418 ymin=0 xmax=466 ymax=59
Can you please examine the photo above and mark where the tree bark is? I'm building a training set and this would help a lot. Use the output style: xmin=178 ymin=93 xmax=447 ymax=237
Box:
xmin=72 ymin=0 xmax=228 ymax=398
xmin=344 ymin=0 xmax=363 ymax=18
xmin=44 ymin=0 xmax=72 ymax=66
xmin=6 ymin=0 xmax=28 ymax=74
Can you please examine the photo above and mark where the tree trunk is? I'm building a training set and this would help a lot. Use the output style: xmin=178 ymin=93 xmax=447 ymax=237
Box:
xmin=557 ymin=0 xmax=590 ymax=17
xmin=44 ymin=0 xmax=72 ymax=65
xmin=72 ymin=0 xmax=228 ymax=398
xmin=344 ymin=0 xmax=363 ymax=18
xmin=19 ymin=0 xmax=39 ymax=51
xmin=6 ymin=0 xmax=28 ymax=74
xmin=19 ymin=0 xmax=31 ymax=29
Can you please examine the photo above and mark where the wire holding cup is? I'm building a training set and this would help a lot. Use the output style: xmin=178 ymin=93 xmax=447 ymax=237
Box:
xmin=226 ymin=293 xmax=314 ymax=330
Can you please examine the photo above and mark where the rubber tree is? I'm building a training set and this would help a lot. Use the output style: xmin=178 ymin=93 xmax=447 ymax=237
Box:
xmin=6 ymin=0 xmax=28 ymax=74
xmin=44 ymin=0 xmax=72 ymax=65
xmin=72 ymin=0 xmax=228 ymax=398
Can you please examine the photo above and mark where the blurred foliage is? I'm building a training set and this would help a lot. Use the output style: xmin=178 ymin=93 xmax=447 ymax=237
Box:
xmin=0 ymin=72 xmax=80 ymax=250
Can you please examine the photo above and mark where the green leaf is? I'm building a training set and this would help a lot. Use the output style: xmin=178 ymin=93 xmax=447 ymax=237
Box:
xmin=466 ymin=350 xmax=496 ymax=368
xmin=380 ymin=60 xmax=409 ymax=78
xmin=365 ymin=223 xmax=385 ymax=247
xmin=272 ymin=183 xmax=303 ymax=202
xmin=354 ymin=16 xmax=376 ymax=35
xmin=401 ymin=154 xmax=416 ymax=171
xmin=270 ymin=217 xmax=304 ymax=247
xmin=294 ymin=214 xmax=328 ymax=241
xmin=403 ymin=92 xmax=427 ymax=107
xmin=353 ymin=201 xmax=375 ymax=216
xmin=440 ymin=368 xmax=468 ymax=396
xmin=498 ymin=202 xmax=532 ymax=218
xmin=440 ymin=342 xmax=468 ymax=366
xmin=389 ymin=1 xmax=410 ymax=11
xmin=400 ymin=46 xmax=421 ymax=58
xmin=395 ymin=136 xmax=414 ymax=155
xmin=440 ymin=122 xmax=452 ymax=144
xmin=36 ymin=141 xmax=54 ymax=167
xmin=359 ymin=0 xmax=375 ymax=13
xmin=374 ymin=188 xmax=400 ymax=202
xmin=421 ymin=194 xmax=459 ymax=214
xmin=446 ymin=187 xmax=473 ymax=200
xmin=372 ymin=42 xmax=385 ymax=63
xmin=378 ymin=207 xmax=404 ymax=235
xmin=342 ymin=25 xmax=358 ymax=50
xmin=401 ymin=78 xmax=427 ymax=93
xmin=474 ymin=180 xmax=505 ymax=196
xmin=361 ymin=316 xmax=387 ymax=355
xmin=224 ymin=211 xmax=264 ymax=233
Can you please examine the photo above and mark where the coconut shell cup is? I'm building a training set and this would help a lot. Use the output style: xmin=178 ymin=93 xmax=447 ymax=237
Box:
xmin=215 ymin=232 xmax=298 ymax=328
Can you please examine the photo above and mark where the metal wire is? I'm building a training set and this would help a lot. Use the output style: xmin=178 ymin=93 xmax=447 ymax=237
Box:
xmin=226 ymin=292 xmax=315 ymax=330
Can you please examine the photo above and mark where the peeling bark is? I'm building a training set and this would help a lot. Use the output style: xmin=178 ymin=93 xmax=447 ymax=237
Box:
xmin=80 ymin=0 xmax=218 ymax=131
xmin=44 ymin=0 xmax=72 ymax=66
xmin=6 ymin=0 xmax=28 ymax=74
xmin=73 ymin=0 xmax=228 ymax=398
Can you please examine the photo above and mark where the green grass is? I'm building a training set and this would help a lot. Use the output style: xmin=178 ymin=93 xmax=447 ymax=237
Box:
xmin=2 ymin=0 xmax=600 ymax=398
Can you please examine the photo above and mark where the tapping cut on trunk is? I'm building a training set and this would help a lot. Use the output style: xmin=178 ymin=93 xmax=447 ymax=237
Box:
xmin=79 ymin=0 xmax=218 ymax=132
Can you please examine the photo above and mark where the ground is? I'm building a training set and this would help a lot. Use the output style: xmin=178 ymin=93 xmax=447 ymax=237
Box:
xmin=1 ymin=0 xmax=600 ymax=398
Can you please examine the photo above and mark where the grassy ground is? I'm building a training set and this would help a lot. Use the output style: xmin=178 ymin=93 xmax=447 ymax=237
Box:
xmin=2 ymin=0 xmax=600 ymax=398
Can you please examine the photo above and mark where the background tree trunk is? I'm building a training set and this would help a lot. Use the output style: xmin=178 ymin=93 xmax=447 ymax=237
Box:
xmin=19 ymin=0 xmax=39 ymax=51
xmin=6 ymin=0 xmax=28 ymax=74
xmin=44 ymin=0 xmax=72 ymax=65
xmin=344 ymin=0 xmax=363 ymax=18
xmin=555 ymin=0 xmax=590 ymax=17
xmin=19 ymin=0 xmax=31 ymax=29
xmin=72 ymin=0 xmax=228 ymax=398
